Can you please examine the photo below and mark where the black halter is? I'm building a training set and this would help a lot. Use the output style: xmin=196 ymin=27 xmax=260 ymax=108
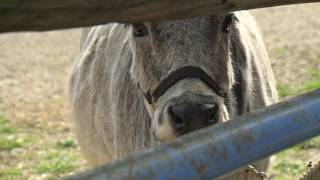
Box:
xmin=140 ymin=66 xmax=226 ymax=106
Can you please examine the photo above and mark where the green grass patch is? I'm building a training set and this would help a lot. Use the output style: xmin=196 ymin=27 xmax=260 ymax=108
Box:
xmin=301 ymin=48 xmax=312 ymax=59
xmin=0 ymin=114 xmax=24 ymax=151
xmin=0 ymin=113 xmax=79 ymax=178
xmin=309 ymin=69 xmax=320 ymax=79
xmin=300 ymin=81 xmax=320 ymax=92
xmin=35 ymin=159 xmax=75 ymax=174
xmin=274 ymin=48 xmax=287 ymax=57
xmin=271 ymin=150 xmax=307 ymax=180
xmin=34 ymin=151 xmax=77 ymax=175
xmin=55 ymin=138 xmax=76 ymax=149
xmin=270 ymin=136 xmax=320 ymax=179
xmin=273 ymin=161 xmax=305 ymax=178
xmin=277 ymin=78 xmax=320 ymax=98
xmin=0 ymin=113 xmax=40 ymax=151
xmin=45 ymin=151 xmax=61 ymax=160
xmin=0 ymin=114 xmax=15 ymax=134
xmin=276 ymin=84 xmax=295 ymax=97
xmin=297 ymin=136 xmax=320 ymax=150
xmin=0 ymin=136 xmax=23 ymax=151
xmin=0 ymin=168 xmax=22 ymax=177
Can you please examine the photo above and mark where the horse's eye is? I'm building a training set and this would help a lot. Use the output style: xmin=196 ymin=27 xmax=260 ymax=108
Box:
xmin=133 ymin=23 xmax=148 ymax=37
xmin=223 ymin=13 xmax=239 ymax=33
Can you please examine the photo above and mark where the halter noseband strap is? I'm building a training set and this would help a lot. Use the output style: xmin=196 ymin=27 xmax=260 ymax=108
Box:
xmin=141 ymin=66 xmax=226 ymax=105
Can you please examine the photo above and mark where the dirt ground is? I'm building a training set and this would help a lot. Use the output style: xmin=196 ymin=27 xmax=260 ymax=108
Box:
xmin=0 ymin=3 xmax=319 ymax=180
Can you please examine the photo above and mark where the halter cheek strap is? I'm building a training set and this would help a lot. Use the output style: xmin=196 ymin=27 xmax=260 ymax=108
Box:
xmin=140 ymin=66 xmax=226 ymax=106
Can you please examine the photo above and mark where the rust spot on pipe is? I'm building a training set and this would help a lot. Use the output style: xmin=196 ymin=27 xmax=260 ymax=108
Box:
xmin=233 ymin=129 xmax=255 ymax=153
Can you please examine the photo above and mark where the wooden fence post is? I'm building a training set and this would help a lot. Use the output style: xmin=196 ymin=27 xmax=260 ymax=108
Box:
xmin=0 ymin=0 xmax=319 ymax=32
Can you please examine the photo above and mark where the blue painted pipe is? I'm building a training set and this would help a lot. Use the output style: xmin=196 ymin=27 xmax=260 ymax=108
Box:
xmin=66 ymin=89 xmax=320 ymax=180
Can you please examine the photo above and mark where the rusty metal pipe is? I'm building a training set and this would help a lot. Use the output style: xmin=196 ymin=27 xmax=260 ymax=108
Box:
xmin=66 ymin=89 xmax=320 ymax=180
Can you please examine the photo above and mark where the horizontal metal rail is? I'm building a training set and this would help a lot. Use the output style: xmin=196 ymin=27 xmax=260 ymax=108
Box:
xmin=66 ymin=89 xmax=320 ymax=180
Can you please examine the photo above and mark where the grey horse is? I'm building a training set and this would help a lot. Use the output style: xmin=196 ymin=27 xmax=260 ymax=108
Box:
xmin=69 ymin=11 xmax=278 ymax=179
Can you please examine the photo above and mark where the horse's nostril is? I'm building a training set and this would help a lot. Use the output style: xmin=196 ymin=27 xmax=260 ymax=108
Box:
xmin=208 ymin=111 xmax=217 ymax=123
xmin=167 ymin=102 xmax=219 ymax=133
xmin=168 ymin=106 xmax=186 ymax=129
xmin=204 ymin=103 xmax=218 ymax=123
